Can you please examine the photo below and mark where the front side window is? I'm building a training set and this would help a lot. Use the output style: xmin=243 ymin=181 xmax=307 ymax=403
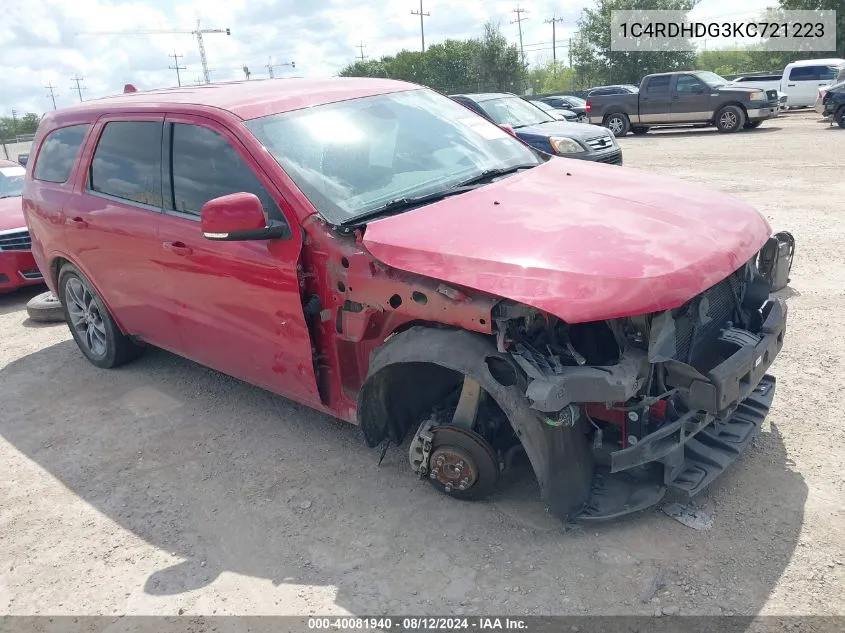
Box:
xmin=789 ymin=66 xmax=816 ymax=80
xmin=675 ymin=74 xmax=704 ymax=93
xmin=89 ymin=121 xmax=162 ymax=207
xmin=32 ymin=124 xmax=90 ymax=183
xmin=168 ymin=123 xmax=282 ymax=221
xmin=246 ymin=89 xmax=542 ymax=225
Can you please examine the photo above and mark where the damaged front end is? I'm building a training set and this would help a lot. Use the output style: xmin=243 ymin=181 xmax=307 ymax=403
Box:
xmin=497 ymin=257 xmax=787 ymax=521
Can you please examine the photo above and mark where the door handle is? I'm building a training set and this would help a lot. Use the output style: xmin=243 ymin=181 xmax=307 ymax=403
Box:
xmin=162 ymin=241 xmax=193 ymax=256
xmin=69 ymin=217 xmax=88 ymax=229
xmin=787 ymin=83 xmax=796 ymax=87
xmin=671 ymin=95 xmax=679 ymax=100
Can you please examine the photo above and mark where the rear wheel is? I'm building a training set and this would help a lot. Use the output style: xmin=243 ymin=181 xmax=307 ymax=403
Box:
xmin=715 ymin=105 xmax=745 ymax=132
xmin=836 ymin=106 xmax=845 ymax=129
xmin=630 ymin=126 xmax=649 ymax=135
xmin=59 ymin=264 xmax=143 ymax=368
xmin=604 ymin=112 xmax=630 ymax=137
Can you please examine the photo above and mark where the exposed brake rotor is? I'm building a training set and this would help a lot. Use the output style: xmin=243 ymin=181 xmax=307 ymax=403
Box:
xmin=425 ymin=425 xmax=499 ymax=501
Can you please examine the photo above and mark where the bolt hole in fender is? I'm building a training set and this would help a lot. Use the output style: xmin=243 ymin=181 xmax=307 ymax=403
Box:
xmin=358 ymin=327 xmax=594 ymax=517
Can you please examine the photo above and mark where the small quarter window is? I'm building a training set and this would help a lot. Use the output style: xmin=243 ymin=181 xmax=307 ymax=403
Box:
xmin=33 ymin=124 xmax=90 ymax=183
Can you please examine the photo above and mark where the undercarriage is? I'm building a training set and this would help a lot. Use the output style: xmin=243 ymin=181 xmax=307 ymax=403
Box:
xmin=360 ymin=253 xmax=789 ymax=522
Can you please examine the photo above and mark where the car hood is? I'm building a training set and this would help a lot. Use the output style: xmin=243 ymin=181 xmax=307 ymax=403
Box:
xmin=515 ymin=120 xmax=605 ymax=141
xmin=0 ymin=196 xmax=25 ymax=232
xmin=362 ymin=159 xmax=771 ymax=323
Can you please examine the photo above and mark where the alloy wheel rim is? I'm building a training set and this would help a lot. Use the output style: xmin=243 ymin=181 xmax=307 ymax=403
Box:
xmin=720 ymin=111 xmax=737 ymax=128
xmin=65 ymin=278 xmax=107 ymax=357
xmin=608 ymin=117 xmax=623 ymax=134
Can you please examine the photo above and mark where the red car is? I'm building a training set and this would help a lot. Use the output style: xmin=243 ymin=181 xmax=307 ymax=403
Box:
xmin=22 ymin=79 xmax=788 ymax=521
xmin=1 ymin=158 xmax=44 ymax=291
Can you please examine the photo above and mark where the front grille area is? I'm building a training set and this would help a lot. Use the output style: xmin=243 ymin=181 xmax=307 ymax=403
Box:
xmin=0 ymin=230 xmax=32 ymax=251
xmin=673 ymin=269 xmax=744 ymax=364
xmin=594 ymin=150 xmax=623 ymax=165
xmin=585 ymin=135 xmax=615 ymax=151
xmin=766 ymin=89 xmax=779 ymax=105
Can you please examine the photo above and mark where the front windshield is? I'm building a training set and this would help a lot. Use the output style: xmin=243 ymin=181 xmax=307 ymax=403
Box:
xmin=246 ymin=89 xmax=542 ymax=225
xmin=476 ymin=96 xmax=554 ymax=128
xmin=695 ymin=71 xmax=728 ymax=88
xmin=0 ymin=164 xmax=25 ymax=198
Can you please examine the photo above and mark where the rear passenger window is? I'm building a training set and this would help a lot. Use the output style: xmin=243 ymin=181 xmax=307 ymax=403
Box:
xmin=89 ymin=121 xmax=163 ymax=207
xmin=646 ymin=76 xmax=671 ymax=93
xmin=167 ymin=123 xmax=282 ymax=221
xmin=33 ymin=125 xmax=90 ymax=183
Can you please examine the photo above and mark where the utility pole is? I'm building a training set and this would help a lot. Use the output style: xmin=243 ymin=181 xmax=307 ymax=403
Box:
xmin=10 ymin=109 xmax=18 ymax=134
xmin=168 ymin=50 xmax=186 ymax=87
xmin=356 ymin=41 xmax=367 ymax=62
xmin=45 ymin=83 xmax=58 ymax=110
xmin=545 ymin=16 xmax=565 ymax=66
xmin=511 ymin=6 xmax=528 ymax=66
xmin=242 ymin=65 xmax=251 ymax=80
xmin=70 ymin=75 xmax=86 ymax=102
xmin=266 ymin=57 xmax=295 ymax=79
xmin=195 ymin=76 xmax=204 ymax=86
xmin=410 ymin=0 xmax=430 ymax=53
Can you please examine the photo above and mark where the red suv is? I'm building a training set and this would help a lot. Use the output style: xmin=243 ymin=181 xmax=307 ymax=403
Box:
xmin=1 ymin=158 xmax=44 ymax=291
xmin=22 ymin=78 xmax=788 ymax=522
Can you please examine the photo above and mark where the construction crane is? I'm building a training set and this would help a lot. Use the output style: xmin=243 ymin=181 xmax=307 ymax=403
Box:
xmin=266 ymin=57 xmax=296 ymax=79
xmin=77 ymin=20 xmax=230 ymax=84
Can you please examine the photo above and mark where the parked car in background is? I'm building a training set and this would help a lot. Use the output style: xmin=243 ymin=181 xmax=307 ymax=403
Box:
xmin=587 ymin=71 xmax=779 ymax=135
xmin=527 ymin=99 xmax=578 ymax=122
xmin=0 ymin=159 xmax=43 ymax=292
xmin=451 ymin=92 xmax=622 ymax=165
xmin=816 ymin=79 xmax=845 ymax=127
xmin=725 ymin=75 xmax=788 ymax=111
xmin=780 ymin=58 xmax=845 ymax=108
xmin=22 ymin=78 xmax=788 ymax=522
xmin=17 ymin=153 xmax=29 ymax=167
xmin=586 ymin=85 xmax=639 ymax=97
xmin=537 ymin=95 xmax=588 ymax=121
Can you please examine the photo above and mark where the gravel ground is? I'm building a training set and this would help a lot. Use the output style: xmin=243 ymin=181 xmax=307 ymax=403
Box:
xmin=0 ymin=111 xmax=843 ymax=618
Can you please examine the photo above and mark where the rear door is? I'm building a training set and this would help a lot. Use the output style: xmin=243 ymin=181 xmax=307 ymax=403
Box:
xmin=785 ymin=65 xmax=828 ymax=107
xmin=639 ymin=75 xmax=672 ymax=123
xmin=155 ymin=114 xmax=321 ymax=405
xmin=64 ymin=116 xmax=177 ymax=349
xmin=670 ymin=73 xmax=711 ymax=122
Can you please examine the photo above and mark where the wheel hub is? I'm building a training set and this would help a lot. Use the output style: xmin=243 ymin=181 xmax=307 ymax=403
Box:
xmin=429 ymin=445 xmax=478 ymax=492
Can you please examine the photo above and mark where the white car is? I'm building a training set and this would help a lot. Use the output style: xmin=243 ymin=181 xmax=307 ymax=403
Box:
xmin=780 ymin=58 xmax=845 ymax=108
xmin=726 ymin=74 xmax=788 ymax=111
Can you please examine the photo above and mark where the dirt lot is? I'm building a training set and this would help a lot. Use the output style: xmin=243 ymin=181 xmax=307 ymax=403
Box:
xmin=1 ymin=111 xmax=843 ymax=618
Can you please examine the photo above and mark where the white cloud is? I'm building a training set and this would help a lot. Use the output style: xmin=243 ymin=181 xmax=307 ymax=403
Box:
xmin=1 ymin=0 xmax=774 ymax=117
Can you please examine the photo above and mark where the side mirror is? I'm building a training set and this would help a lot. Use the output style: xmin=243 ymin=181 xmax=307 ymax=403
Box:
xmin=498 ymin=123 xmax=516 ymax=136
xmin=200 ymin=192 xmax=287 ymax=241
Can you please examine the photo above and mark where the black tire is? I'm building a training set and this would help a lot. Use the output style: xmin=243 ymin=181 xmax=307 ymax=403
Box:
xmin=25 ymin=291 xmax=65 ymax=323
xmin=715 ymin=105 xmax=745 ymax=133
xmin=743 ymin=120 xmax=763 ymax=129
xmin=603 ymin=112 xmax=630 ymax=137
xmin=837 ymin=106 xmax=845 ymax=129
xmin=631 ymin=126 xmax=649 ymax=135
xmin=58 ymin=264 xmax=143 ymax=368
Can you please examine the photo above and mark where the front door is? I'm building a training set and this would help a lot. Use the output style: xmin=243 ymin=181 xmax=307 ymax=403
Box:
xmin=670 ymin=74 xmax=711 ymax=122
xmin=156 ymin=114 xmax=321 ymax=406
xmin=639 ymin=75 xmax=673 ymax=123
xmin=65 ymin=116 xmax=177 ymax=349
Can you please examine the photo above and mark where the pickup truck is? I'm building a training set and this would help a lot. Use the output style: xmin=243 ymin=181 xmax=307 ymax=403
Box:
xmin=587 ymin=71 xmax=779 ymax=136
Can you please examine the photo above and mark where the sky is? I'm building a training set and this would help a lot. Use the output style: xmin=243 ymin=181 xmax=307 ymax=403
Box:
xmin=1 ymin=0 xmax=776 ymax=117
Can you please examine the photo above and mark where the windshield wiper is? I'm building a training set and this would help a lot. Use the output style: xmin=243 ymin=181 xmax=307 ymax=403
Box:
xmin=341 ymin=164 xmax=537 ymax=227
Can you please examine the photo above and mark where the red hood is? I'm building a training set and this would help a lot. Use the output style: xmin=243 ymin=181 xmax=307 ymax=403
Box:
xmin=0 ymin=196 xmax=25 ymax=232
xmin=362 ymin=159 xmax=771 ymax=323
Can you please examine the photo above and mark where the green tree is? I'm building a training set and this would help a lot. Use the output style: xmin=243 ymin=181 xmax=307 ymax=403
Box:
xmin=779 ymin=0 xmax=844 ymax=56
xmin=338 ymin=60 xmax=390 ymax=78
xmin=0 ymin=113 xmax=41 ymax=140
xmin=421 ymin=39 xmax=481 ymax=94
xmin=574 ymin=0 xmax=700 ymax=87
xmin=472 ymin=22 xmax=526 ymax=93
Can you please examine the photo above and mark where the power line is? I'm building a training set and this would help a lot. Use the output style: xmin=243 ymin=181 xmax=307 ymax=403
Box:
xmin=168 ymin=50 xmax=186 ymax=87
xmin=410 ymin=0 xmax=430 ymax=53
xmin=511 ymin=6 xmax=529 ymax=65
xmin=70 ymin=75 xmax=86 ymax=102
xmin=356 ymin=41 xmax=368 ymax=62
xmin=45 ymin=83 xmax=58 ymax=110
xmin=544 ymin=16 xmax=565 ymax=66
